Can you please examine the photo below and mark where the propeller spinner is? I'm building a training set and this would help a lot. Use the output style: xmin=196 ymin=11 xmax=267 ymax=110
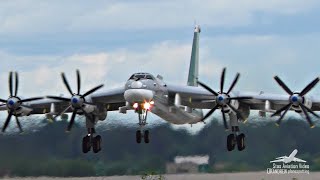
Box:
xmin=47 ymin=70 xmax=104 ymax=132
xmin=198 ymin=68 xmax=252 ymax=129
xmin=271 ymin=76 xmax=320 ymax=128
xmin=0 ymin=72 xmax=43 ymax=133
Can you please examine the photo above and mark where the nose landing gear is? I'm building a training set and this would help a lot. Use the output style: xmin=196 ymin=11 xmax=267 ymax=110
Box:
xmin=136 ymin=130 xmax=150 ymax=144
xmin=135 ymin=105 xmax=150 ymax=144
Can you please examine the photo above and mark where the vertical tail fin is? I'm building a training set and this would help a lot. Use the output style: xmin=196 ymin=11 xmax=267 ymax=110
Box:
xmin=187 ymin=25 xmax=201 ymax=86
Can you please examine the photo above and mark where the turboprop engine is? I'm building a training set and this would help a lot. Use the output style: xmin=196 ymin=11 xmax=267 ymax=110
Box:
xmin=197 ymin=68 xmax=252 ymax=129
xmin=271 ymin=76 xmax=320 ymax=128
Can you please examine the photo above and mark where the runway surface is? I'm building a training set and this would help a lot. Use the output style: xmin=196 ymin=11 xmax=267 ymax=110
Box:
xmin=2 ymin=172 xmax=320 ymax=180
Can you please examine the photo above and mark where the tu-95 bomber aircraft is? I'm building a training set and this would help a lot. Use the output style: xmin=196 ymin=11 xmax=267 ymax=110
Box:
xmin=1 ymin=25 xmax=320 ymax=154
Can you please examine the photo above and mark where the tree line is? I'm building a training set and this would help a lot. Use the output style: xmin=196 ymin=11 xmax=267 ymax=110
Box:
xmin=0 ymin=117 xmax=319 ymax=176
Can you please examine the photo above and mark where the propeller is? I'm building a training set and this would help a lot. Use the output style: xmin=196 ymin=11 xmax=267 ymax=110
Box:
xmin=47 ymin=69 xmax=104 ymax=132
xmin=198 ymin=68 xmax=252 ymax=129
xmin=0 ymin=72 xmax=43 ymax=133
xmin=271 ymin=76 xmax=320 ymax=128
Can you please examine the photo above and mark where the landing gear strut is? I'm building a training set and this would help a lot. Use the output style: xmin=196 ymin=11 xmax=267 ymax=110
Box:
xmin=227 ymin=126 xmax=245 ymax=151
xmin=135 ymin=105 xmax=150 ymax=144
xmin=82 ymin=128 xmax=102 ymax=153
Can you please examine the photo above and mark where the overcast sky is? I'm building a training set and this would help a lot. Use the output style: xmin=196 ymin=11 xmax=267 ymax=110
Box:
xmin=1 ymin=0 xmax=320 ymax=131
xmin=1 ymin=0 xmax=320 ymax=97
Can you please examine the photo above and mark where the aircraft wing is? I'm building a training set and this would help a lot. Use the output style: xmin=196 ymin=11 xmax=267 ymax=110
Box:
xmin=0 ymin=98 xmax=70 ymax=115
xmin=293 ymin=157 xmax=307 ymax=163
xmin=166 ymin=84 xmax=215 ymax=109
xmin=166 ymin=77 xmax=320 ymax=112
xmin=6 ymin=84 xmax=320 ymax=116
xmin=28 ymin=99 xmax=71 ymax=114
xmin=90 ymin=86 xmax=126 ymax=111
xmin=234 ymin=91 xmax=320 ymax=111
xmin=165 ymin=84 xmax=277 ymax=110
xmin=0 ymin=104 xmax=7 ymax=111
xmin=0 ymin=86 xmax=127 ymax=116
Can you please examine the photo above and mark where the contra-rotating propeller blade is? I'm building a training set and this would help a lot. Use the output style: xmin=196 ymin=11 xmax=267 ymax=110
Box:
xmin=15 ymin=116 xmax=23 ymax=133
xmin=9 ymin=72 xmax=13 ymax=97
xmin=271 ymin=76 xmax=320 ymax=128
xmin=14 ymin=72 xmax=18 ymax=97
xmin=77 ymin=69 xmax=81 ymax=95
xmin=1 ymin=72 xmax=44 ymax=133
xmin=61 ymin=72 xmax=74 ymax=96
xmin=47 ymin=69 xmax=103 ymax=131
xmin=67 ymin=109 xmax=77 ymax=132
xmin=81 ymin=84 xmax=104 ymax=98
xmin=197 ymin=68 xmax=252 ymax=130
xmin=2 ymin=111 xmax=13 ymax=132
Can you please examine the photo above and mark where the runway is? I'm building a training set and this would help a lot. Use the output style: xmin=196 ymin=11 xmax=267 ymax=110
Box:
xmin=2 ymin=172 xmax=320 ymax=180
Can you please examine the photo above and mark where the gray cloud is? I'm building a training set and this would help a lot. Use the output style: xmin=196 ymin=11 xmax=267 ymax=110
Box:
xmin=1 ymin=32 xmax=320 ymax=99
xmin=0 ymin=0 xmax=318 ymax=35
xmin=0 ymin=41 xmax=195 ymax=98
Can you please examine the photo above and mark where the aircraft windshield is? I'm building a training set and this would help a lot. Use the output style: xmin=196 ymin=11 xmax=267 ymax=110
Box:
xmin=129 ymin=73 xmax=154 ymax=80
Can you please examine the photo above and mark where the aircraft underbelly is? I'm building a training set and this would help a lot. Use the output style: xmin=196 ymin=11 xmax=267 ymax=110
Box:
xmin=151 ymin=101 xmax=201 ymax=124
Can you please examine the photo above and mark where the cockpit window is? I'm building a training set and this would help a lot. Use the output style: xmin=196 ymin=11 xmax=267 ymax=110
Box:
xmin=129 ymin=75 xmax=135 ymax=79
xmin=135 ymin=74 xmax=146 ymax=79
xmin=129 ymin=73 xmax=155 ymax=80
xmin=146 ymin=75 xmax=153 ymax=79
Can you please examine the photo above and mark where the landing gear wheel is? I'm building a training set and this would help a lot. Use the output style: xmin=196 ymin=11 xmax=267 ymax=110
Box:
xmin=144 ymin=130 xmax=150 ymax=143
xmin=227 ymin=134 xmax=236 ymax=151
xmin=92 ymin=135 xmax=102 ymax=153
xmin=237 ymin=133 xmax=246 ymax=151
xmin=136 ymin=130 xmax=142 ymax=144
xmin=82 ymin=135 xmax=91 ymax=153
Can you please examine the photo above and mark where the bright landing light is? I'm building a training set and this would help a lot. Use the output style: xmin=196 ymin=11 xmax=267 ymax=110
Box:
xmin=133 ymin=103 xmax=139 ymax=109
xmin=143 ymin=102 xmax=151 ymax=110
xmin=133 ymin=101 xmax=154 ymax=110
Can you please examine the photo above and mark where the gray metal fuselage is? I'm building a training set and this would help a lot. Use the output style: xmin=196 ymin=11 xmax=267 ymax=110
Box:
xmin=124 ymin=73 xmax=202 ymax=125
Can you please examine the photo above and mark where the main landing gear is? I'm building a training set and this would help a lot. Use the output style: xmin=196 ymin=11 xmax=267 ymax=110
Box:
xmin=227 ymin=126 xmax=245 ymax=151
xmin=82 ymin=128 xmax=102 ymax=153
xmin=135 ymin=105 xmax=150 ymax=144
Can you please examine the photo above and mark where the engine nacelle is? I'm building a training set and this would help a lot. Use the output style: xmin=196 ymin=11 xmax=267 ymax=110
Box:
xmin=305 ymin=98 xmax=312 ymax=109
xmin=95 ymin=104 xmax=108 ymax=121
xmin=224 ymin=99 xmax=250 ymax=120
xmin=293 ymin=97 xmax=312 ymax=113
xmin=15 ymin=106 xmax=33 ymax=116
xmin=221 ymin=99 xmax=239 ymax=114
xmin=229 ymin=99 xmax=240 ymax=109
xmin=238 ymin=103 xmax=250 ymax=120
xmin=97 ymin=111 xmax=107 ymax=121
xmin=82 ymin=104 xmax=95 ymax=113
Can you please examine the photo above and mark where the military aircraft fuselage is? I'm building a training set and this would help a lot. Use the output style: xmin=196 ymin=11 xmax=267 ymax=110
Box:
xmin=123 ymin=72 xmax=202 ymax=124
